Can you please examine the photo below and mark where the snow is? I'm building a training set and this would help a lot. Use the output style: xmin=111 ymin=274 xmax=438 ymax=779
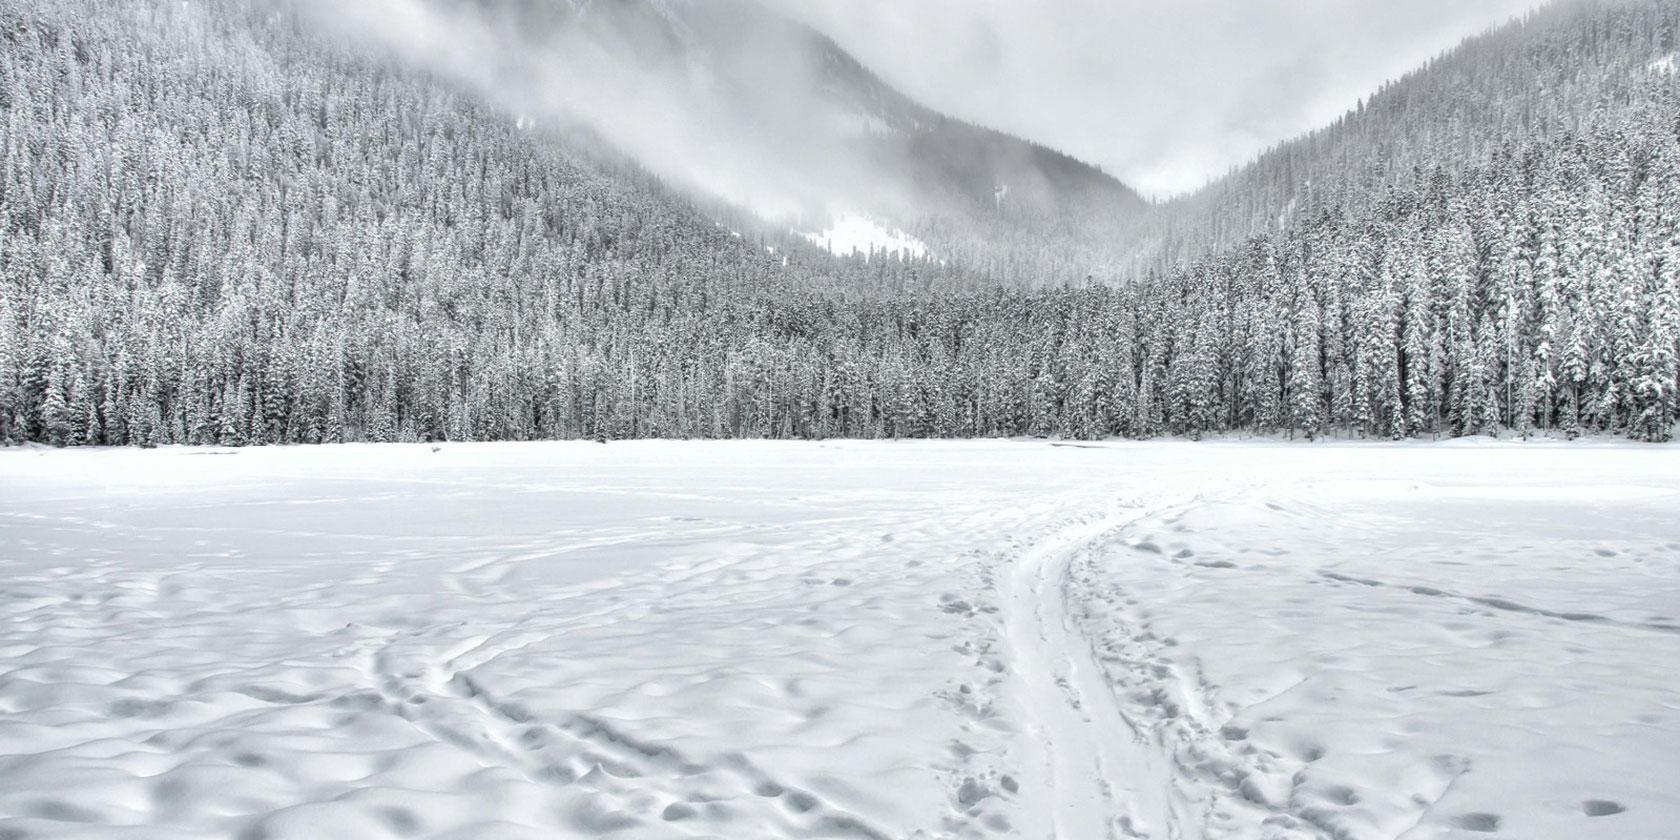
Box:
xmin=1650 ymin=52 xmax=1677 ymax=74
xmin=832 ymin=110 xmax=896 ymax=138
xmin=1 ymin=440 xmax=1677 ymax=840
xmin=799 ymin=214 xmax=927 ymax=260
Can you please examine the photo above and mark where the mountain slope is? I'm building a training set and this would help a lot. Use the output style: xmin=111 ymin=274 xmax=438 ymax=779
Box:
xmin=1131 ymin=0 xmax=1680 ymax=270
xmin=593 ymin=0 xmax=1149 ymax=225
xmin=308 ymin=0 xmax=1144 ymax=278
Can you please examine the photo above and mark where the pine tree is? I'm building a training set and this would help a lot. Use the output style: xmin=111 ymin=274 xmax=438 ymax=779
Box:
xmin=42 ymin=363 xmax=72 ymax=447
xmin=1287 ymin=287 xmax=1324 ymax=440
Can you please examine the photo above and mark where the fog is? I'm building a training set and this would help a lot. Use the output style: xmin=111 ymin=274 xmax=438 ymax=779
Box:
xmin=300 ymin=0 xmax=1541 ymax=222
xmin=297 ymin=0 xmax=908 ymax=224
xmin=773 ymin=0 xmax=1543 ymax=198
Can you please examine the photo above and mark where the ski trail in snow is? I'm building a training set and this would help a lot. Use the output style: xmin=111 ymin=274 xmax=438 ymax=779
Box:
xmin=1004 ymin=498 xmax=1202 ymax=840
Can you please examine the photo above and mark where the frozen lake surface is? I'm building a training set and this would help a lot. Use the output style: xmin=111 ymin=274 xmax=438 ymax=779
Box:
xmin=1 ymin=440 xmax=1677 ymax=840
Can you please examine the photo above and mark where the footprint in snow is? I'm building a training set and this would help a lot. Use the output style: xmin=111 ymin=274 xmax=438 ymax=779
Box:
xmin=1582 ymin=799 xmax=1626 ymax=817
xmin=1452 ymin=812 xmax=1502 ymax=832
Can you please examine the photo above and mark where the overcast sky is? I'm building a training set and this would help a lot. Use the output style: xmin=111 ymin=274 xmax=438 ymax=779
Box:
xmin=771 ymin=0 xmax=1543 ymax=198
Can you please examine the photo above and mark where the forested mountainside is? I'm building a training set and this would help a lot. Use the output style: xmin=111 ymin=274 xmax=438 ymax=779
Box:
xmin=1 ymin=0 xmax=1677 ymax=445
xmin=1131 ymin=0 xmax=1680 ymax=271
xmin=314 ymin=0 xmax=1144 ymax=281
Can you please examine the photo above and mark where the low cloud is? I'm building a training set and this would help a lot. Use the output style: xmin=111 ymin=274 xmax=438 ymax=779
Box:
xmin=770 ymin=0 xmax=1541 ymax=198
xmin=296 ymin=0 xmax=905 ymax=223
xmin=296 ymin=0 xmax=1542 ymax=217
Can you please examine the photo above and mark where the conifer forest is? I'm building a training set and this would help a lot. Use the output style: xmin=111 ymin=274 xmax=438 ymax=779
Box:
xmin=2 ymin=0 xmax=1678 ymax=448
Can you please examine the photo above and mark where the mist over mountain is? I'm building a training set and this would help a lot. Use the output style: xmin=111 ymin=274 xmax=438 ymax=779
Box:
xmin=1133 ymin=0 xmax=1680 ymax=269
xmin=296 ymin=0 xmax=1144 ymax=267
xmin=768 ymin=0 xmax=1547 ymax=199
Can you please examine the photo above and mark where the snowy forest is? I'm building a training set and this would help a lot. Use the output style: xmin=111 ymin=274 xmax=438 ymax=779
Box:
xmin=1 ymin=0 xmax=1678 ymax=446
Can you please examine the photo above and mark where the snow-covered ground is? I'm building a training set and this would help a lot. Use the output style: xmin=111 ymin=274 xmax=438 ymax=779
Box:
xmin=800 ymin=214 xmax=928 ymax=260
xmin=1 ymin=440 xmax=1676 ymax=840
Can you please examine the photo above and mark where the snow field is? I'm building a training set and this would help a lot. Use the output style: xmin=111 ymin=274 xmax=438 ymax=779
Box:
xmin=0 ymin=440 xmax=1677 ymax=839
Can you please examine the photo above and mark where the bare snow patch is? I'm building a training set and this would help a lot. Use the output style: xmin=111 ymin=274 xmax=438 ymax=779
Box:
xmin=800 ymin=214 xmax=927 ymax=260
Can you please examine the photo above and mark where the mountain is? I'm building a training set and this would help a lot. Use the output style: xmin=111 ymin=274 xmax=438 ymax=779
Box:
xmin=1 ymin=0 xmax=1676 ymax=447
xmin=623 ymin=0 xmax=1147 ymax=226
xmin=312 ymin=0 xmax=1145 ymax=277
xmin=1128 ymin=0 xmax=1680 ymax=271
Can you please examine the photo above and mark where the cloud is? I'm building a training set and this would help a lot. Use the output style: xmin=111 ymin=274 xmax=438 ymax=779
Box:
xmin=297 ymin=0 xmax=1542 ymax=223
xmin=295 ymin=0 xmax=902 ymax=222
xmin=768 ymin=0 xmax=1542 ymax=198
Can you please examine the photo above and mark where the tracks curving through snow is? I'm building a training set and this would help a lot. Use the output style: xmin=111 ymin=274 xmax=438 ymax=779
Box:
xmin=1003 ymin=499 xmax=1202 ymax=840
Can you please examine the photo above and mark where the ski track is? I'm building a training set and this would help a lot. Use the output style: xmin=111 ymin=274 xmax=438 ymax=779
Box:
xmin=999 ymin=491 xmax=1333 ymax=840
xmin=1004 ymin=499 xmax=1194 ymax=840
